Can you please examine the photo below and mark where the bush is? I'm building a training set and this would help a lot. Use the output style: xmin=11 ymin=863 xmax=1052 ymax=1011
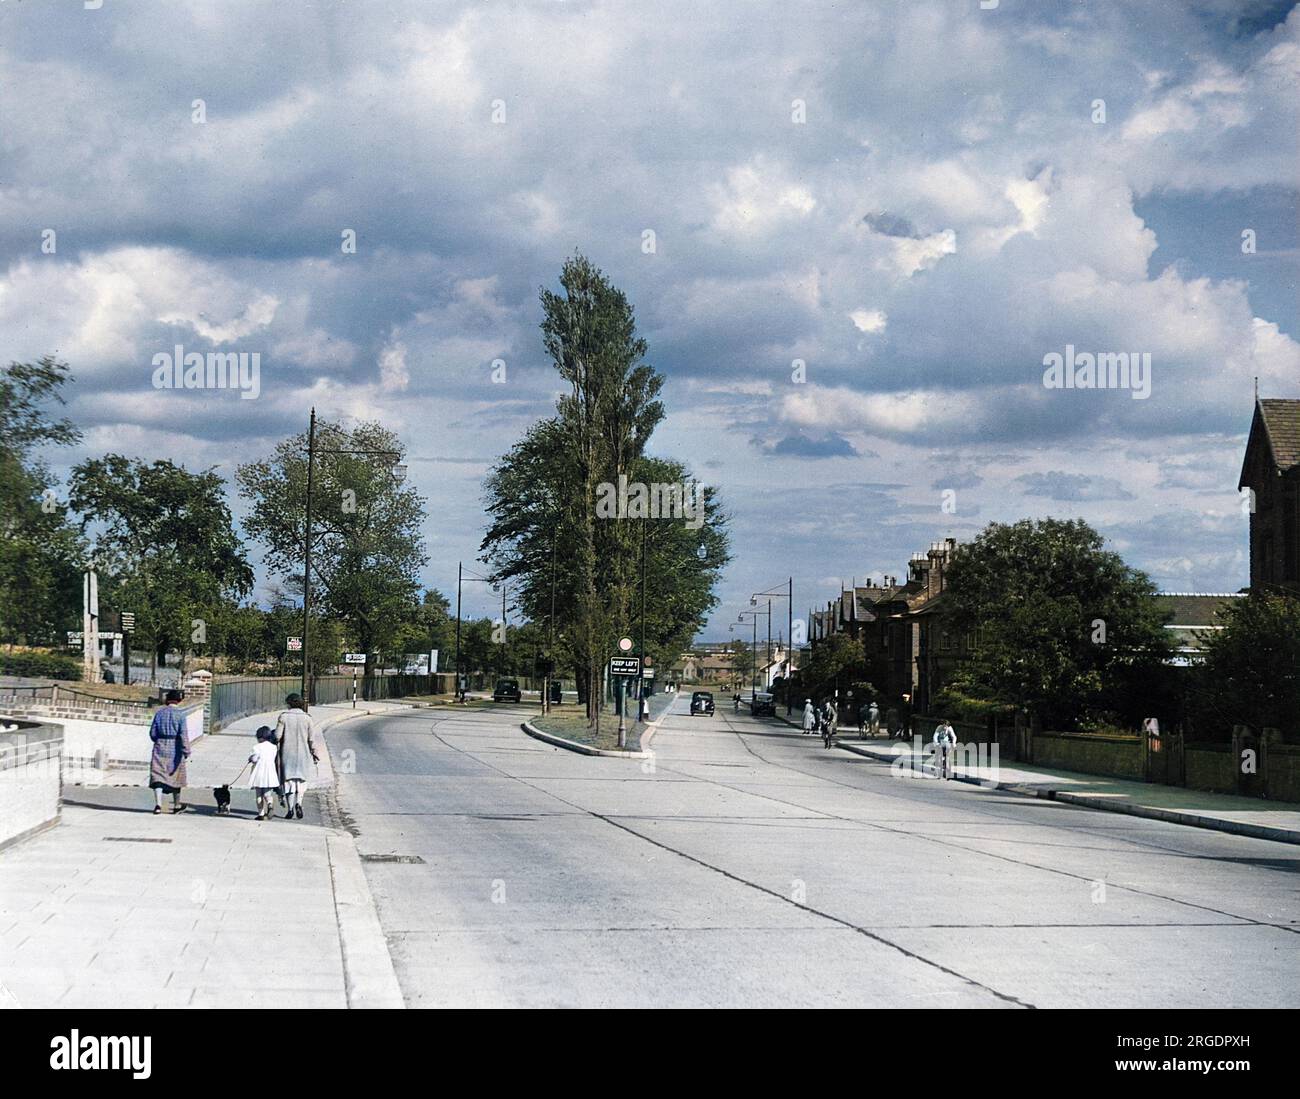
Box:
xmin=0 ymin=650 xmax=83 ymax=680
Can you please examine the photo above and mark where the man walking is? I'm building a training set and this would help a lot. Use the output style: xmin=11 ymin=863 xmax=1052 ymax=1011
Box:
xmin=866 ymin=700 xmax=880 ymax=738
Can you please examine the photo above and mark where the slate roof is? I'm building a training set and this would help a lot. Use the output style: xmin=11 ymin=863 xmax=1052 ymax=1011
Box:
xmin=1154 ymin=593 xmax=1244 ymax=627
xmin=1241 ymin=399 xmax=1300 ymax=486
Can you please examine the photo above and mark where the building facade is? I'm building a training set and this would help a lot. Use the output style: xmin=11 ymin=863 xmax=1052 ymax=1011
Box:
xmin=1238 ymin=398 xmax=1300 ymax=592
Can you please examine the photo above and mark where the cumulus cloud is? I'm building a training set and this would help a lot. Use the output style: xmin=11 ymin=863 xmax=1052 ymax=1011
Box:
xmin=0 ymin=0 xmax=1294 ymax=619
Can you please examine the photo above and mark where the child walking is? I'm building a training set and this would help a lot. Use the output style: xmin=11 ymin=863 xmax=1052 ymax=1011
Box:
xmin=248 ymin=726 xmax=281 ymax=820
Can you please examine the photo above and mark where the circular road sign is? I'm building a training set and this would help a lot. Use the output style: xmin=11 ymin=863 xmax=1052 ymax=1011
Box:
xmin=618 ymin=637 xmax=633 ymax=652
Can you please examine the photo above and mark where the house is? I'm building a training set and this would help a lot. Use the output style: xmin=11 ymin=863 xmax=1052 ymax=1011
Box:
xmin=804 ymin=538 xmax=965 ymax=713
xmin=1238 ymin=397 xmax=1300 ymax=592
xmin=1153 ymin=593 xmax=1244 ymax=666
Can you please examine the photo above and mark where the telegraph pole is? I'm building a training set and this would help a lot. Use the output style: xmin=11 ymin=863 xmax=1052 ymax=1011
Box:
xmin=300 ymin=408 xmax=316 ymax=708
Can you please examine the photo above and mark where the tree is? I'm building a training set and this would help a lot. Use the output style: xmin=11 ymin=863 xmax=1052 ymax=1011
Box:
xmin=801 ymin=633 xmax=865 ymax=701
xmin=236 ymin=419 xmax=429 ymax=682
xmin=68 ymin=455 xmax=253 ymax=673
xmin=942 ymin=518 xmax=1170 ymax=729
xmin=388 ymin=589 xmax=456 ymax=669
xmin=482 ymin=254 xmax=729 ymax=723
xmin=728 ymin=640 xmax=752 ymax=690
xmin=1193 ymin=592 xmax=1300 ymax=738
xmin=0 ymin=358 xmax=84 ymax=646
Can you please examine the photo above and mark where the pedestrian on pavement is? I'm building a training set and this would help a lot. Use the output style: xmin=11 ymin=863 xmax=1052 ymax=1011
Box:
xmin=802 ymin=699 xmax=816 ymax=735
xmin=885 ymin=705 xmax=900 ymax=739
xmin=822 ymin=699 xmax=837 ymax=746
xmin=275 ymin=694 xmax=319 ymax=820
xmin=932 ymin=718 xmax=957 ymax=780
xmin=148 ymin=689 xmax=191 ymax=815
xmin=867 ymin=701 xmax=881 ymax=738
xmin=248 ymin=726 xmax=281 ymax=820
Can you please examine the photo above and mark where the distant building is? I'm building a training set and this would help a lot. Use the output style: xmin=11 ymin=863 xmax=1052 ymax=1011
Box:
xmin=1238 ymin=397 xmax=1300 ymax=592
xmin=1152 ymin=593 xmax=1244 ymax=666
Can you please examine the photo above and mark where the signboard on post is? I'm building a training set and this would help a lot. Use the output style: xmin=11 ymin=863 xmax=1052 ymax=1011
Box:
xmin=610 ymin=656 xmax=639 ymax=677
xmin=642 ymin=668 xmax=655 ymax=679
xmin=286 ymin=636 xmax=303 ymax=653
xmin=343 ymin=653 xmax=367 ymax=665
xmin=120 ymin=612 xmax=136 ymax=631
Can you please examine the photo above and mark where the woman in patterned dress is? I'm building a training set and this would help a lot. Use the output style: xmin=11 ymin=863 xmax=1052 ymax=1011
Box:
xmin=148 ymin=689 xmax=192 ymax=814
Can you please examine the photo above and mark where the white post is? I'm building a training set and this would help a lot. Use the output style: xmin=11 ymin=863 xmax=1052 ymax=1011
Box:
xmin=82 ymin=567 xmax=101 ymax=684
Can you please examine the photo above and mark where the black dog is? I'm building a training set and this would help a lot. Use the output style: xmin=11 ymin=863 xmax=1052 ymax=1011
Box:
xmin=213 ymin=785 xmax=232 ymax=814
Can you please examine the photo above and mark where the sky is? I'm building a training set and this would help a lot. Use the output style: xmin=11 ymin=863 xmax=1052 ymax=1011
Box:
xmin=2 ymin=0 xmax=1297 ymax=637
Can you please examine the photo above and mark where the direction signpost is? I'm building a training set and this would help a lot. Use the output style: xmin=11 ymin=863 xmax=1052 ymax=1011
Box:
xmin=342 ymin=653 xmax=366 ymax=706
xmin=120 ymin=611 xmax=135 ymax=686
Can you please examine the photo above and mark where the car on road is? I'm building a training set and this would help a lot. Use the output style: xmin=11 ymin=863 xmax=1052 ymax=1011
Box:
xmin=690 ymin=690 xmax=715 ymax=716
xmin=492 ymin=678 xmax=522 ymax=703
xmin=751 ymin=692 xmax=776 ymax=716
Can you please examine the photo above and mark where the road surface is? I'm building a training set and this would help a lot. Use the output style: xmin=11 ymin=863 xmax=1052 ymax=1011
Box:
xmin=330 ymin=693 xmax=1300 ymax=1007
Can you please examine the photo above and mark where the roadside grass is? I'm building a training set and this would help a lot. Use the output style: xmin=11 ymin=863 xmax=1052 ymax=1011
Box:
xmin=532 ymin=705 xmax=646 ymax=752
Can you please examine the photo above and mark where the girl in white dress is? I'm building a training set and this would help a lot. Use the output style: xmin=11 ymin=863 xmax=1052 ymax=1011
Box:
xmin=248 ymin=726 xmax=281 ymax=820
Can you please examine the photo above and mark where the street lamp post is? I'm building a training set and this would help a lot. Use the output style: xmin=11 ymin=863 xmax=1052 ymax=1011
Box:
xmin=454 ymin=563 xmax=496 ymax=703
xmin=738 ymin=609 xmax=766 ymax=701
xmin=752 ymin=578 xmax=794 ymax=715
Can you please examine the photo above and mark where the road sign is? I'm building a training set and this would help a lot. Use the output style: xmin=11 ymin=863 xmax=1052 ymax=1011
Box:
xmin=618 ymin=637 xmax=633 ymax=652
xmin=642 ymin=668 xmax=655 ymax=679
xmin=287 ymin=636 xmax=303 ymax=652
xmin=120 ymin=612 xmax=136 ymax=631
xmin=610 ymin=657 xmax=639 ymax=676
xmin=343 ymin=653 xmax=367 ymax=665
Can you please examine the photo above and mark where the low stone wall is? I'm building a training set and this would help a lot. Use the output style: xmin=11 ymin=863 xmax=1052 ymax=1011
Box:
xmin=1266 ymin=744 xmax=1300 ymax=802
xmin=1183 ymin=743 xmax=1237 ymax=795
xmin=1031 ymin=730 xmax=1144 ymax=780
xmin=0 ymin=720 xmax=62 ymax=850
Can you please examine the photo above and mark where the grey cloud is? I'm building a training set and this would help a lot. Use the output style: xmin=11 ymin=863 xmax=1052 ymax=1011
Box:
xmin=1016 ymin=471 xmax=1137 ymax=502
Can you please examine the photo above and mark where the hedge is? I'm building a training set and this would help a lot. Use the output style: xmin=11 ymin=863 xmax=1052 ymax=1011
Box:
xmin=0 ymin=651 xmax=84 ymax=681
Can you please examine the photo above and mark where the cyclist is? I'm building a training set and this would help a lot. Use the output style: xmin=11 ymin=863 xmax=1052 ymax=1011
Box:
xmin=932 ymin=719 xmax=957 ymax=780
xmin=821 ymin=699 xmax=837 ymax=748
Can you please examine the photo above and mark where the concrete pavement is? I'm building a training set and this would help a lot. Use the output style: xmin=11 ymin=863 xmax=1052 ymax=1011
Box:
xmin=0 ymin=701 xmax=405 ymax=1009
xmin=330 ymin=693 xmax=1300 ymax=1008
xmin=802 ymin=721 xmax=1300 ymax=846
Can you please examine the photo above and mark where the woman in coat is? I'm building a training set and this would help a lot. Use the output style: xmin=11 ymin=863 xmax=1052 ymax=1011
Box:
xmin=274 ymin=694 xmax=319 ymax=820
xmin=802 ymin=699 xmax=816 ymax=735
xmin=148 ymin=689 xmax=191 ymax=814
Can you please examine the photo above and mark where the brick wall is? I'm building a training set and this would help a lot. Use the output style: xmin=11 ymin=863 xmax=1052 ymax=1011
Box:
xmin=0 ymin=721 xmax=62 ymax=850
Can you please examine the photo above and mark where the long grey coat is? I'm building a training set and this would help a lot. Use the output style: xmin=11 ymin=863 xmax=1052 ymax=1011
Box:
xmin=274 ymin=708 xmax=319 ymax=782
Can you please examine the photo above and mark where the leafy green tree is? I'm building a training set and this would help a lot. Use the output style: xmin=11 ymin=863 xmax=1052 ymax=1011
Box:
xmin=1192 ymin=592 xmax=1300 ymax=738
xmin=801 ymin=633 xmax=865 ymax=700
xmin=236 ymin=419 xmax=429 ymax=681
xmin=942 ymin=518 xmax=1171 ymax=729
xmin=483 ymin=254 xmax=729 ymax=722
xmin=0 ymin=358 xmax=84 ymax=645
xmin=388 ymin=589 xmax=456 ymax=669
xmin=68 ymin=455 xmax=253 ymax=674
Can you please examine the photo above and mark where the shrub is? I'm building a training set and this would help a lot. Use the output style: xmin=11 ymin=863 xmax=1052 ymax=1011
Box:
xmin=0 ymin=650 xmax=83 ymax=681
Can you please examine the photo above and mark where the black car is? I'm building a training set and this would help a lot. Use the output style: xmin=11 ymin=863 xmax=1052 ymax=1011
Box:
xmin=690 ymin=690 xmax=715 ymax=716
xmin=492 ymin=678 xmax=522 ymax=702
xmin=751 ymin=692 xmax=776 ymax=716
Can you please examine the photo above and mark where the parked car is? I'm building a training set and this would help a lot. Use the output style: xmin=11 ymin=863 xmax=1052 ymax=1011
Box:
xmin=492 ymin=678 xmax=522 ymax=702
xmin=751 ymin=691 xmax=776 ymax=716
xmin=690 ymin=690 xmax=715 ymax=716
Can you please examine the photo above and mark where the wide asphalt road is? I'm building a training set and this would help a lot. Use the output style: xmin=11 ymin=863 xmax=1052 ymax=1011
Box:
xmin=330 ymin=693 xmax=1300 ymax=1008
